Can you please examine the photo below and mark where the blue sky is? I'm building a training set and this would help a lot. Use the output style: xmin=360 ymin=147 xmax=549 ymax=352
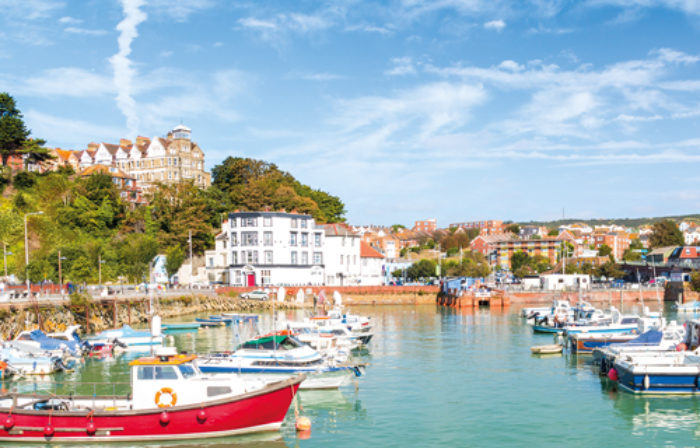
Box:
xmin=1 ymin=1 xmax=700 ymax=226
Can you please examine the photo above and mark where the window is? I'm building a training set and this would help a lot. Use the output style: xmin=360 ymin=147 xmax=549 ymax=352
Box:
xmin=208 ymin=257 xmax=214 ymax=267
xmin=235 ymin=270 xmax=242 ymax=285
xmin=264 ymin=231 xmax=273 ymax=246
xmin=241 ymin=217 xmax=257 ymax=227
xmin=178 ymin=365 xmax=196 ymax=379
xmin=291 ymin=251 xmax=298 ymax=265
xmin=241 ymin=231 xmax=258 ymax=246
xmin=261 ymin=270 xmax=271 ymax=285
xmin=231 ymin=233 xmax=238 ymax=246
xmin=314 ymin=233 xmax=321 ymax=246
xmin=263 ymin=216 xmax=272 ymax=227
xmin=155 ymin=366 xmax=178 ymax=380
xmin=173 ymin=158 xmax=178 ymax=166
xmin=137 ymin=366 xmax=154 ymax=380
xmin=231 ymin=251 xmax=238 ymax=264
xmin=223 ymin=240 xmax=227 ymax=249
xmin=290 ymin=232 xmax=297 ymax=246
xmin=291 ymin=218 xmax=298 ymax=228
xmin=230 ymin=217 xmax=236 ymax=228
xmin=340 ymin=255 xmax=344 ymax=265
xmin=301 ymin=252 xmax=308 ymax=265
xmin=342 ymin=237 xmax=346 ymax=247
xmin=353 ymin=255 xmax=357 ymax=264
xmin=301 ymin=233 xmax=308 ymax=247
xmin=264 ymin=250 xmax=273 ymax=264
xmin=300 ymin=219 xmax=307 ymax=229
xmin=314 ymin=252 xmax=323 ymax=264
xmin=244 ymin=250 xmax=258 ymax=264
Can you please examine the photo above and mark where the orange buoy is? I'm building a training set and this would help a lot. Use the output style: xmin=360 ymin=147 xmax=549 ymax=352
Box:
xmin=295 ymin=416 xmax=311 ymax=431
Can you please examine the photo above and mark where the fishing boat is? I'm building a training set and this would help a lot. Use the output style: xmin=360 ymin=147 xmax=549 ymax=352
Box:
xmin=221 ymin=313 xmax=260 ymax=323
xmin=610 ymin=350 xmax=700 ymax=394
xmin=530 ymin=344 xmax=563 ymax=354
xmin=197 ymin=334 xmax=363 ymax=390
xmin=0 ymin=347 xmax=304 ymax=442
xmin=560 ymin=308 xmax=643 ymax=336
xmin=195 ymin=317 xmax=229 ymax=326
xmin=594 ymin=322 xmax=687 ymax=375
xmin=569 ymin=333 xmax=639 ymax=354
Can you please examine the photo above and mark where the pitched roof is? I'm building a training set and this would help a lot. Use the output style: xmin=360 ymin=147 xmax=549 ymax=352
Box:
xmin=360 ymin=241 xmax=384 ymax=258
xmin=103 ymin=143 xmax=120 ymax=155
xmin=322 ymin=223 xmax=357 ymax=237
xmin=79 ymin=164 xmax=134 ymax=180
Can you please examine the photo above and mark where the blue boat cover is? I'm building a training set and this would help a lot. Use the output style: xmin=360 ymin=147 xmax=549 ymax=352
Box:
xmin=627 ymin=330 xmax=663 ymax=345
xmin=28 ymin=329 xmax=81 ymax=355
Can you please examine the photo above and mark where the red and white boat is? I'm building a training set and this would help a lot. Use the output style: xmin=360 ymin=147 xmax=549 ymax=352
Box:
xmin=0 ymin=347 xmax=303 ymax=443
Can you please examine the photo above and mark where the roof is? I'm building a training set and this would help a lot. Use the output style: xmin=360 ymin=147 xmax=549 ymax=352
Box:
xmin=79 ymin=164 xmax=134 ymax=180
xmin=322 ymin=223 xmax=357 ymax=237
xmin=102 ymin=143 xmax=120 ymax=155
xmin=360 ymin=241 xmax=384 ymax=258
xmin=129 ymin=353 xmax=197 ymax=366
xmin=173 ymin=124 xmax=191 ymax=132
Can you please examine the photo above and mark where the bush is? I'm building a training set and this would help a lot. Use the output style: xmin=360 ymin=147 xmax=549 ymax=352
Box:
xmin=69 ymin=292 xmax=92 ymax=307
xmin=690 ymin=272 xmax=700 ymax=292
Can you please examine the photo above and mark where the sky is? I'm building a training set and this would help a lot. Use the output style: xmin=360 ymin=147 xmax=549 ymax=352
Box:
xmin=1 ymin=0 xmax=700 ymax=227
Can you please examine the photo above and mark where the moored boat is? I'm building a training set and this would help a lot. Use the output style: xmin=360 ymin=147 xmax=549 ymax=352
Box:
xmin=0 ymin=347 xmax=303 ymax=442
xmin=531 ymin=344 xmax=563 ymax=354
xmin=198 ymin=334 xmax=363 ymax=390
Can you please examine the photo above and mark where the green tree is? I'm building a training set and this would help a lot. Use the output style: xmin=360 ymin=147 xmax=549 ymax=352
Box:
xmin=165 ymin=245 xmax=186 ymax=284
xmin=530 ymin=255 xmax=551 ymax=273
xmin=0 ymin=93 xmax=51 ymax=167
xmin=649 ymin=220 xmax=684 ymax=248
xmin=595 ymin=261 xmax=625 ymax=279
xmin=391 ymin=224 xmax=406 ymax=233
xmin=598 ymin=244 xmax=613 ymax=257
xmin=406 ymin=259 xmax=437 ymax=280
xmin=505 ymin=224 xmax=520 ymax=235
xmin=511 ymin=251 xmax=530 ymax=272
xmin=690 ymin=272 xmax=700 ymax=293
xmin=548 ymin=229 xmax=559 ymax=236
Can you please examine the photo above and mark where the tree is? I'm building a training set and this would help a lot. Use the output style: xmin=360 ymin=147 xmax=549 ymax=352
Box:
xmin=595 ymin=261 xmax=625 ymax=279
xmin=406 ymin=259 xmax=437 ymax=280
xmin=690 ymin=272 xmax=700 ymax=293
xmin=622 ymin=239 xmax=643 ymax=261
xmin=391 ymin=224 xmax=406 ymax=233
xmin=0 ymin=93 xmax=52 ymax=167
xmin=649 ymin=220 xmax=684 ymax=248
xmin=505 ymin=224 xmax=520 ymax=235
xmin=548 ymin=229 xmax=559 ymax=236
xmin=598 ymin=244 xmax=613 ymax=257
xmin=530 ymin=255 xmax=551 ymax=273
xmin=514 ymin=265 xmax=534 ymax=278
xmin=510 ymin=251 xmax=530 ymax=272
xmin=165 ymin=245 xmax=185 ymax=284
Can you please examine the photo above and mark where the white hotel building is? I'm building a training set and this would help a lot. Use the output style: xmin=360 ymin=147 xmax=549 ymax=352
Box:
xmin=205 ymin=211 xmax=326 ymax=286
xmin=202 ymin=211 xmax=385 ymax=287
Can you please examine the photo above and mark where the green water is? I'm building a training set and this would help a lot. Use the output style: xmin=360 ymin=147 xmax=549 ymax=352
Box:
xmin=6 ymin=304 xmax=700 ymax=447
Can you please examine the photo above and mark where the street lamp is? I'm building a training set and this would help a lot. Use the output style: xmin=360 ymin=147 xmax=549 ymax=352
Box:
xmin=98 ymin=254 xmax=106 ymax=288
xmin=24 ymin=211 xmax=44 ymax=296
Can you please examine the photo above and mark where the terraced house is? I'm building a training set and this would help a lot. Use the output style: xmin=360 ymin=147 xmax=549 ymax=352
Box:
xmin=49 ymin=124 xmax=211 ymax=191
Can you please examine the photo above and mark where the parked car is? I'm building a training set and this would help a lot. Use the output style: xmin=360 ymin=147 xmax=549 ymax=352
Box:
xmin=240 ymin=290 xmax=269 ymax=300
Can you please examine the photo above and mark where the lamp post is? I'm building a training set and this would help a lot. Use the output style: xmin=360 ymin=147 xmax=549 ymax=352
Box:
xmin=98 ymin=254 xmax=105 ymax=289
xmin=24 ymin=211 xmax=44 ymax=295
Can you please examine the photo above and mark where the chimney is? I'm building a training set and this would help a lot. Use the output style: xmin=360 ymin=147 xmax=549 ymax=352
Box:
xmin=87 ymin=142 xmax=99 ymax=151
xmin=120 ymin=138 xmax=132 ymax=148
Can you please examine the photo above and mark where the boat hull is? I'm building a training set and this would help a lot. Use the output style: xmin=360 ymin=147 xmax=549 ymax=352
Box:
xmin=0 ymin=376 xmax=302 ymax=442
xmin=569 ymin=334 xmax=636 ymax=354
xmin=614 ymin=363 xmax=700 ymax=395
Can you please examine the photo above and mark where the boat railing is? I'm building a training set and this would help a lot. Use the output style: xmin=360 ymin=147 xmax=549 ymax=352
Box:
xmin=0 ymin=379 xmax=132 ymax=409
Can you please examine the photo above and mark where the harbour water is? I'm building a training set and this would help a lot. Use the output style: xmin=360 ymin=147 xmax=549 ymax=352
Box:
xmin=5 ymin=303 xmax=700 ymax=447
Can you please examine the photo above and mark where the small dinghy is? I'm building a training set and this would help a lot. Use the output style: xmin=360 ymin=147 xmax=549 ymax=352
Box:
xmin=531 ymin=344 xmax=563 ymax=355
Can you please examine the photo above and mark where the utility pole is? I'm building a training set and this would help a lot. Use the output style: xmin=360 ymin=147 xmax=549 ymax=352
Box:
xmin=3 ymin=243 xmax=9 ymax=280
xmin=98 ymin=254 xmax=103 ymax=288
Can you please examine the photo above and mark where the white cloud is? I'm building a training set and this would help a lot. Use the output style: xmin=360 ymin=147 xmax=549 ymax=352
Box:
xmin=0 ymin=0 xmax=64 ymax=20
xmin=587 ymin=0 xmax=700 ymax=16
xmin=498 ymin=60 xmax=523 ymax=71
xmin=58 ymin=16 xmax=81 ymax=25
xmin=24 ymin=110 xmax=125 ymax=148
xmin=64 ymin=27 xmax=109 ymax=36
xmin=385 ymin=57 xmax=416 ymax=76
xmin=297 ymin=72 xmax=345 ymax=81
xmin=484 ymin=19 xmax=506 ymax=31
xmin=146 ymin=0 xmax=215 ymax=22
xmin=238 ymin=17 xmax=277 ymax=30
xmin=7 ymin=67 xmax=114 ymax=97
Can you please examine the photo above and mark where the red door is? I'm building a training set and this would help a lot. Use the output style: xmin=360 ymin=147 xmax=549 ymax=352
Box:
xmin=247 ymin=274 xmax=255 ymax=287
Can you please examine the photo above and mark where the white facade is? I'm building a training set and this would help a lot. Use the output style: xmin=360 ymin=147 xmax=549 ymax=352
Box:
xmin=684 ymin=228 xmax=700 ymax=245
xmin=323 ymin=224 xmax=361 ymax=286
xmin=205 ymin=212 xmax=325 ymax=287
xmin=359 ymin=242 xmax=385 ymax=286
xmin=540 ymin=274 xmax=590 ymax=291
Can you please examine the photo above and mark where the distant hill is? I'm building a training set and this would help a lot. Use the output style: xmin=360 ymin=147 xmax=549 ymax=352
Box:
xmin=518 ymin=214 xmax=700 ymax=230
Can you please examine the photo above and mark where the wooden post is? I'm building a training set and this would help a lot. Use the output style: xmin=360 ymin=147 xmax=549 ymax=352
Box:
xmin=128 ymin=301 xmax=132 ymax=326
xmin=113 ymin=299 xmax=118 ymax=329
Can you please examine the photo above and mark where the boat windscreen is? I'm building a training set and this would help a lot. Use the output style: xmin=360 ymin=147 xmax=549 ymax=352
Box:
xmin=628 ymin=330 xmax=663 ymax=345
